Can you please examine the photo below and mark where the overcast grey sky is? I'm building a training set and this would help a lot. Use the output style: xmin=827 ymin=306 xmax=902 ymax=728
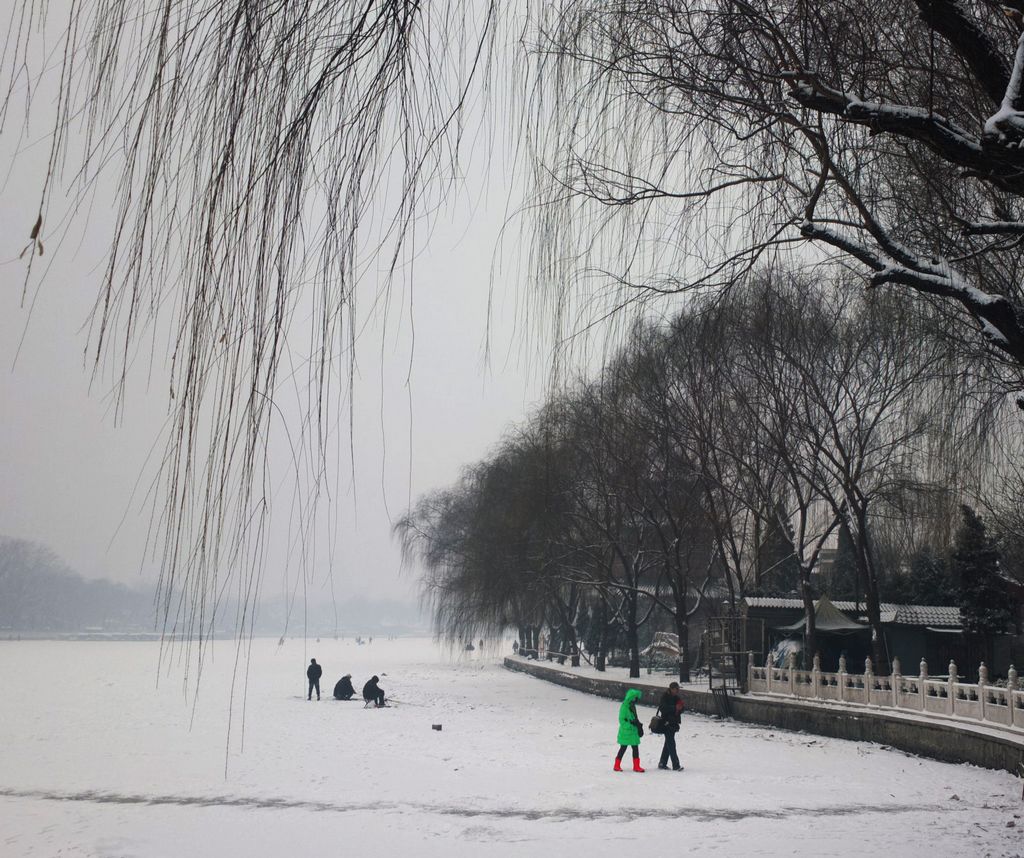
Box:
xmin=0 ymin=1 xmax=684 ymax=619
xmin=0 ymin=117 xmax=546 ymax=605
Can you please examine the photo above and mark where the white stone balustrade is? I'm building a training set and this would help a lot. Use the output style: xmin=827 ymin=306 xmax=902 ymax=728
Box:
xmin=746 ymin=653 xmax=1024 ymax=734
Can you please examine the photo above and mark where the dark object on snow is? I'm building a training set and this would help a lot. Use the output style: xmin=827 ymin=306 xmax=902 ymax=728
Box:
xmin=362 ymin=675 xmax=386 ymax=707
xmin=333 ymin=674 xmax=355 ymax=700
xmin=307 ymin=659 xmax=323 ymax=701
xmin=657 ymin=689 xmax=683 ymax=733
xmin=657 ymin=683 xmax=684 ymax=771
xmin=432 ymin=724 xmax=442 ymax=731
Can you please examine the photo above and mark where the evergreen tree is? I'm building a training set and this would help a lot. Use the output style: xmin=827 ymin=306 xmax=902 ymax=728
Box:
xmin=882 ymin=570 xmax=914 ymax=606
xmin=827 ymin=520 xmax=859 ymax=601
xmin=908 ymin=550 xmax=958 ymax=607
xmin=881 ymin=550 xmax=959 ymax=606
xmin=757 ymin=503 xmax=801 ymax=596
xmin=953 ymin=507 xmax=1011 ymax=637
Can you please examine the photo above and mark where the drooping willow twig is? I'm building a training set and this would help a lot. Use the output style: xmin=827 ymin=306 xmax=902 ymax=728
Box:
xmin=2 ymin=0 xmax=500 ymax=661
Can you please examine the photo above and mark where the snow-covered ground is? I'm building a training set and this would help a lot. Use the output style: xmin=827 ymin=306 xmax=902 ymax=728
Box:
xmin=0 ymin=638 xmax=1020 ymax=857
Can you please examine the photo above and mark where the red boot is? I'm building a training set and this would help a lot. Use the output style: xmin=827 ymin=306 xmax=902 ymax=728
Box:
xmin=632 ymin=757 xmax=645 ymax=773
xmin=613 ymin=757 xmax=623 ymax=772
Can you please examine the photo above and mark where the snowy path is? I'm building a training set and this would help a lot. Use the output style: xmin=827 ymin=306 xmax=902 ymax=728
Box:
xmin=0 ymin=639 xmax=1021 ymax=857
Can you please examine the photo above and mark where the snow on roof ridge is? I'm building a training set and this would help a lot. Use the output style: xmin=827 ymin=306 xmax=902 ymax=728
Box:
xmin=743 ymin=597 xmax=961 ymax=626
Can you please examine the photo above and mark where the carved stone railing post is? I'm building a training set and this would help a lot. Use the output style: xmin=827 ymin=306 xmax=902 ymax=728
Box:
xmin=698 ymin=647 xmax=1024 ymax=731
xmin=978 ymin=662 xmax=988 ymax=721
xmin=1009 ymin=665 xmax=1020 ymax=729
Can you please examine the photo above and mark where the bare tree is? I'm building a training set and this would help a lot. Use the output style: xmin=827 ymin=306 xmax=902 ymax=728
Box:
xmin=545 ymin=385 xmax=666 ymax=678
xmin=396 ymin=433 xmax=551 ymax=647
xmin=615 ymin=325 xmax=728 ymax=681
xmin=524 ymin=1 xmax=1024 ymax=382
xmin=657 ymin=304 xmax=787 ymax=608
xmin=755 ymin=276 xmax=944 ymax=668
xmin=13 ymin=0 xmax=1024 ymax=659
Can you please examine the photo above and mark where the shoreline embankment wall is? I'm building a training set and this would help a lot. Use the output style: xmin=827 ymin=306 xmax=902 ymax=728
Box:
xmin=504 ymin=657 xmax=1024 ymax=774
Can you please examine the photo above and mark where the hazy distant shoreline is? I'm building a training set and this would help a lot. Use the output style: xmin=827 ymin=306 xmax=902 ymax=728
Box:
xmin=0 ymin=630 xmax=428 ymax=642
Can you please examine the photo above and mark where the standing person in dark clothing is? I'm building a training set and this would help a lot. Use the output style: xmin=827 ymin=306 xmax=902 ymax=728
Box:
xmin=657 ymin=682 xmax=684 ymax=771
xmin=333 ymin=674 xmax=356 ymax=700
xmin=362 ymin=675 xmax=386 ymax=707
xmin=307 ymin=659 xmax=323 ymax=701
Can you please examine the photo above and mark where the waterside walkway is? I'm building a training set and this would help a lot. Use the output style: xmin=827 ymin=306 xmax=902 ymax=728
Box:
xmin=504 ymin=656 xmax=1024 ymax=774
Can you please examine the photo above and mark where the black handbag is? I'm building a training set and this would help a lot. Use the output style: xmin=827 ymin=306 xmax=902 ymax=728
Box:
xmin=649 ymin=713 xmax=664 ymax=734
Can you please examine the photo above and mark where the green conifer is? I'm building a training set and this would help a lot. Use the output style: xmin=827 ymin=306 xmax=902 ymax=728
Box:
xmin=953 ymin=506 xmax=1011 ymax=637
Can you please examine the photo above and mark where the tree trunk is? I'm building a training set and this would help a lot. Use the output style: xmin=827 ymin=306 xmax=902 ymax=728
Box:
xmin=553 ymin=625 xmax=565 ymax=663
xmin=717 ymin=541 xmax=739 ymax=615
xmin=799 ymin=564 xmax=817 ymax=669
xmin=853 ymin=505 xmax=887 ymax=673
xmin=553 ymin=593 xmax=581 ymax=667
xmin=753 ymin=515 xmax=763 ymax=592
xmin=674 ymin=603 xmax=691 ymax=683
xmin=626 ymin=593 xmax=641 ymax=679
xmin=862 ymin=579 xmax=886 ymax=673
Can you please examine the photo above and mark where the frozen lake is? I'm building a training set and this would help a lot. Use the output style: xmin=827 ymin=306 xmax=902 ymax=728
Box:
xmin=0 ymin=638 xmax=1020 ymax=857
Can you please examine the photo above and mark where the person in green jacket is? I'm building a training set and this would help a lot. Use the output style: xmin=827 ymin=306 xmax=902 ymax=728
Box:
xmin=614 ymin=688 xmax=645 ymax=772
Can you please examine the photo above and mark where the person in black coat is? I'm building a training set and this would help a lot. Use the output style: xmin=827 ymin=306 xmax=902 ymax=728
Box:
xmin=333 ymin=674 xmax=356 ymax=700
xmin=362 ymin=675 xmax=386 ymax=707
xmin=307 ymin=658 xmax=323 ymax=701
xmin=657 ymin=682 xmax=684 ymax=771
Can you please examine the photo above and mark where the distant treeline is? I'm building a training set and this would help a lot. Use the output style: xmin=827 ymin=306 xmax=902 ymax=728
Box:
xmin=0 ymin=536 xmax=425 ymax=636
xmin=0 ymin=537 xmax=155 ymax=633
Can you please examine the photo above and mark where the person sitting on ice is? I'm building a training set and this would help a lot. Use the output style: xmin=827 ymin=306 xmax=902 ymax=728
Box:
xmin=613 ymin=688 xmax=645 ymax=772
xmin=306 ymin=658 xmax=323 ymax=701
xmin=333 ymin=674 xmax=356 ymax=700
xmin=362 ymin=675 xmax=386 ymax=707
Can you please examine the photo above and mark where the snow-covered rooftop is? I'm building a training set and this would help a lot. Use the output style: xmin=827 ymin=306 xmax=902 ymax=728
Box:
xmin=743 ymin=597 xmax=961 ymax=627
